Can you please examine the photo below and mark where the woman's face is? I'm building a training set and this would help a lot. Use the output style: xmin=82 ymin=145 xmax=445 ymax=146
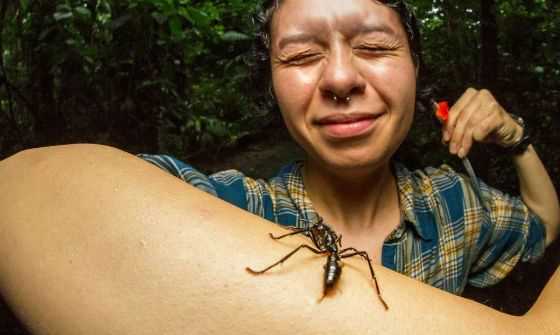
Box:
xmin=270 ymin=0 xmax=417 ymax=175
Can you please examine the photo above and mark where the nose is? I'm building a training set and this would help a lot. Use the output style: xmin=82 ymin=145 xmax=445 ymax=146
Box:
xmin=319 ymin=47 xmax=366 ymax=101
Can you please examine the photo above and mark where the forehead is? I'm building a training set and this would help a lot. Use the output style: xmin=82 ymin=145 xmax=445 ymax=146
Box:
xmin=271 ymin=0 xmax=406 ymax=44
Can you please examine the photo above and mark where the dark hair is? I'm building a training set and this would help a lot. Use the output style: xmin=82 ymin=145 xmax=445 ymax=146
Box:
xmin=249 ymin=0 xmax=435 ymax=115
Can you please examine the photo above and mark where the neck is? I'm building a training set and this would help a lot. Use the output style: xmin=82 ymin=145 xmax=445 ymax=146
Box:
xmin=303 ymin=159 xmax=399 ymax=234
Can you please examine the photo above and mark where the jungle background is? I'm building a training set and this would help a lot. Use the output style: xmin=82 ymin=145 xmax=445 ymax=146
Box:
xmin=0 ymin=0 xmax=559 ymax=333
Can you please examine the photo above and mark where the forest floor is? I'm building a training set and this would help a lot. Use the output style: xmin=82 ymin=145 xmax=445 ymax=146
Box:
xmin=0 ymin=128 xmax=559 ymax=333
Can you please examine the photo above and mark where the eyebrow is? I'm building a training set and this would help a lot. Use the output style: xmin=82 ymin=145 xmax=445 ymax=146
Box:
xmin=278 ymin=33 xmax=320 ymax=50
xmin=277 ymin=22 xmax=399 ymax=50
xmin=355 ymin=22 xmax=398 ymax=37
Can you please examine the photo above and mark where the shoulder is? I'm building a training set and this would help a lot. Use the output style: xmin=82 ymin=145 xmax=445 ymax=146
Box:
xmin=395 ymin=162 xmax=476 ymax=232
xmin=139 ymin=153 xmax=260 ymax=201
xmin=138 ymin=154 xmax=300 ymax=218
xmin=395 ymin=163 xmax=467 ymax=199
xmin=202 ymin=161 xmax=303 ymax=222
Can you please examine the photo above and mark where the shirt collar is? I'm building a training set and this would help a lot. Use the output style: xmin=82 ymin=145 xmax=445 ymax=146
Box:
xmin=393 ymin=162 xmax=435 ymax=241
xmin=283 ymin=161 xmax=434 ymax=241
xmin=281 ymin=161 xmax=319 ymax=228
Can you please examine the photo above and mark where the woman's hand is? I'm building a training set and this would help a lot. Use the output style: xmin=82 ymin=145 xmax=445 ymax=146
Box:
xmin=442 ymin=88 xmax=524 ymax=158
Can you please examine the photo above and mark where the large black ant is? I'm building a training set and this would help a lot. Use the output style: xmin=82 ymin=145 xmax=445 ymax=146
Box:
xmin=246 ymin=219 xmax=389 ymax=310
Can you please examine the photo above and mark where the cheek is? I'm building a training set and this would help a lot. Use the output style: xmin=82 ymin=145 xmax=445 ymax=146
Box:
xmin=376 ymin=61 xmax=415 ymax=94
xmin=364 ymin=61 xmax=417 ymax=144
xmin=396 ymin=70 xmax=417 ymax=142
xmin=368 ymin=61 xmax=416 ymax=112
xmin=272 ymin=68 xmax=318 ymax=125
xmin=273 ymin=68 xmax=318 ymax=109
xmin=391 ymin=69 xmax=416 ymax=132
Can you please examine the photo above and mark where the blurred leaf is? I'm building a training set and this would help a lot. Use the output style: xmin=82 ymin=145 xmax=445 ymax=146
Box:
xmin=75 ymin=7 xmax=91 ymax=18
xmin=152 ymin=12 xmax=167 ymax=25
xmin=221 ymin=31 xmax=250 ymax=42
xmin=109 ymin=14 xmax=132 ymax=30
xmin=169 ymin=16 xmax=184 ymax=39
xmin=53 ymin=12 xmax=73 ymax=21
xmin=181 ymin=7 xmax=210 ymax=27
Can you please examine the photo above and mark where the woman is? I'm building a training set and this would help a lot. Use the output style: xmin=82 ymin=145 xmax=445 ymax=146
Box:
xmin=140 ymin=0 xmax=559 ymax=294
xmin=0 ymin=0 xmax=558 ymax=332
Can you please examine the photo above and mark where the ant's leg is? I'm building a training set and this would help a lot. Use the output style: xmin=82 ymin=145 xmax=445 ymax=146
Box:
xmin=340 ymin=248 xmax=389 ymax=310
xmin=269 ymin=227 xmax=309 ymax=240
xmin=246 ymin=244 xmax=326 ymax=274
xmin=340 ymin=248 xmax=377 ymax=282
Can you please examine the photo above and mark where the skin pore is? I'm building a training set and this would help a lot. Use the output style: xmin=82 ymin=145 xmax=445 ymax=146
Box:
xmin=270 ymin=0 xmax=417 ymax=260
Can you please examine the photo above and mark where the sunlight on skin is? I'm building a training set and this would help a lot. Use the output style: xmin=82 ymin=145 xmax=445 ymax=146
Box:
xmin=0 ymin=144 xmax=556 ymax=335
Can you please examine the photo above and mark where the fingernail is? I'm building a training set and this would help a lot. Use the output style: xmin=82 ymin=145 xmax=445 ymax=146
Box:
xmin=450 ymin=143 xmax=457 ymax=154
xmin=443 ymin=131 xmax=450 ymax=141
xmin=458 ymin=147 xmax=466 ymax=158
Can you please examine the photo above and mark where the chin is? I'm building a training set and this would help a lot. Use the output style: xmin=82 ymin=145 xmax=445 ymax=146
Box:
xmin=315 ymin=150 xmax=391 ymax=177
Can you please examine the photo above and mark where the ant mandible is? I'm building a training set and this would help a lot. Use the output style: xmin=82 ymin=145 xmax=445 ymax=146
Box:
xmin=246 ymin=219 xmax=389 ymax=310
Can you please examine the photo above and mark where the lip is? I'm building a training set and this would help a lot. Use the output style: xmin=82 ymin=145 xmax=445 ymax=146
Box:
xmin=315 ymin=112 xmax=382 ymax=139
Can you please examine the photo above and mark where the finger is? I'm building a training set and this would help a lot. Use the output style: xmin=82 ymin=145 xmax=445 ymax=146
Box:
xmin=446 ymin=88 xmax=478 ymax=137
xmin=458 ymin=127 xmax=474 ymax=158
xmin=449 ymin=96 xmax=482 ymax=155
xmin=457 ymin=108 xmax=488 ymax=158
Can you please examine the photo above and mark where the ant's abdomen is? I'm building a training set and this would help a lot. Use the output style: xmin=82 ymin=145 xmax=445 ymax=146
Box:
xmin=323 ymin=255 xmax=342 ymax=294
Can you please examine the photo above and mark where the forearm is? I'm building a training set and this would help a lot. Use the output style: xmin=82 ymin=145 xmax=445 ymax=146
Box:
xmin=513 ymin=145 xmax=560 ymax=246
xmin=0 ymin=145 xmax=554 ymax=335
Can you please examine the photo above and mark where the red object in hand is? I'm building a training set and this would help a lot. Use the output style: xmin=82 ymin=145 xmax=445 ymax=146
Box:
xmin=436 ymin=101 xmax=449 ymax=123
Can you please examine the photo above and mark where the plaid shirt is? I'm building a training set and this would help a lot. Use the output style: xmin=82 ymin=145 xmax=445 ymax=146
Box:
xmin=139 ymin=154 xmax=546 ymax=294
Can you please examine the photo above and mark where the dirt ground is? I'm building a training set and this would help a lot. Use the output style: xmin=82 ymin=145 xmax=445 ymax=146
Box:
xmin=0 ymin=130 xmax=558 ymax=333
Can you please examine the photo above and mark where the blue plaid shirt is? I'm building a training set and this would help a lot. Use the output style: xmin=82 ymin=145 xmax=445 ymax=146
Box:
xmin=139 ymin=154 xmax=546 ymax=294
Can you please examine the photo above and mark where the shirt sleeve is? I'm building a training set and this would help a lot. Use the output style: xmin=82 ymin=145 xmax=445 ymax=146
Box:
xmin=137 ymin=154 xmax=248 ymax=210
xmin=460 ymin=172 xmax=547 ymax=287
xmin=137 ymin=154 xmax=280 ymax=223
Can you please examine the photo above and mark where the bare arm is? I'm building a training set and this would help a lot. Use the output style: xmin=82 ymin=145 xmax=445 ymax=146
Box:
xmin=513 ymin=145 xmax=560 ymax=246
xmin=0 ymin=144 xmax=556 ymax=335
xmin=444 ymin=88 xmax=560 ymax=246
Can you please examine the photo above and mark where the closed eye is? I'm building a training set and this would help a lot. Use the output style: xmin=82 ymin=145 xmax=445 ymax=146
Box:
xmin=355 ymin=45 xmax=398 ymax=55
xmin=283 ymin=53 xmax=322 ymax=65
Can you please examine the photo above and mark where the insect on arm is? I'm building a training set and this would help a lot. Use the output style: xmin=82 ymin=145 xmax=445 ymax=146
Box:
xmin=246 ymin=220 xmax=389 ymax=310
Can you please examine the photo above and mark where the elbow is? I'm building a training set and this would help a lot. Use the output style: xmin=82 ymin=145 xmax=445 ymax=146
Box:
xmin=542 ymin=206 xmax=560 ymax=247
xmin=545 ymin=220 xmax=560 ymax=247
xmin=530 ymin=198 xmax=560 ymax=248
xmin=546 ymin=192 xmax=560 ymax=247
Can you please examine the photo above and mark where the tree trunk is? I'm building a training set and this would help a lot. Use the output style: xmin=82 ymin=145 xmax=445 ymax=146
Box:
xmin=480 ymin=0 xmax=499 ymax=91
xmin=28 ymin=2 xmax=66 ymax=146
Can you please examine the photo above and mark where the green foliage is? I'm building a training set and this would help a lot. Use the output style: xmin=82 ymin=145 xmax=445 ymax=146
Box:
xmin=0 ymin=0 xmax=261 ymax=157
xmin=410 ymin=0 xmax=560 ymax=190
xmin=0 ymin=0 xmax=558 ymax=176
